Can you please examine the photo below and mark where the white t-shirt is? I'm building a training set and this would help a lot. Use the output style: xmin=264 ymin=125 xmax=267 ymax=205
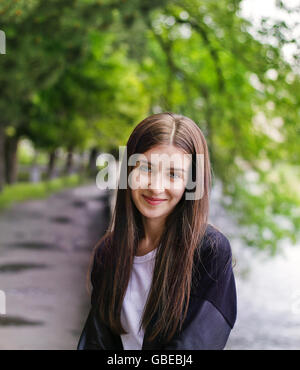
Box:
xmin=120 ymin=247 xmax=157 ymax=350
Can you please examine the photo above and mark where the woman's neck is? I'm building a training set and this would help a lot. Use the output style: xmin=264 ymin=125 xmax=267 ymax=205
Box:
xmin=136 ymin=217 xmax=165 ymax=256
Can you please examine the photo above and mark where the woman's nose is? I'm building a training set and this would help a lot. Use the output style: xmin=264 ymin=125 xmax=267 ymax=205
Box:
xmin=148 ymin=172 xmax=165 ymax=191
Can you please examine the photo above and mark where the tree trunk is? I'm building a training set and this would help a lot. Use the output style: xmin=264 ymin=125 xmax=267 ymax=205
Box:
xmin=88 ymin=147 xmax=98 ymax=177
xmin=4 ymin=134 xmax=19 ymax=184
xmin=46 ymin=150 xmax=57 ymax=180
xmin=0 ymin=125 xmax=6 ymax=192
xmin=64 ymin=146 xmax=74 ymax=175
xmin=78 ymin=150 xmax=87 ymax=176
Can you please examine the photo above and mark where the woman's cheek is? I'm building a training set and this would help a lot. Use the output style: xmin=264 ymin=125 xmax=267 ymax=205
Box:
xmin=129 ymin=169 xmax=149 ymax=190
xmin=169 ymin=178 xmax=186 ymax=195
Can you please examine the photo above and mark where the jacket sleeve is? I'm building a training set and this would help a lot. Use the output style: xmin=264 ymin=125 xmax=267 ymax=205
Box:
xmin=77 ymin=306 xmax=106 ymax=350
xmin=162 ymin=231 xmax=237 ymax=350
xmin=77 ymin=242 xmax=107 ymax=350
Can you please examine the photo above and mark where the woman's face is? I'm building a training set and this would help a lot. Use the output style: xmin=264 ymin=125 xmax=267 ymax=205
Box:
xmin=130 ymin=144 xmax=191 ymax=221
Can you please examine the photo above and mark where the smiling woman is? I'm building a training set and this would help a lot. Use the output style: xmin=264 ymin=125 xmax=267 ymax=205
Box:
xmin=129 ymin=144 xmax=193 ymax=250
xmin=77 ymin=112 xmax=237 ymax=350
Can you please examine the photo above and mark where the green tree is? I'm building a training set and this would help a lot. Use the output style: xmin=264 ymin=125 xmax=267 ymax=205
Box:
xmin=110 ymin=0 xmax=300 ymax=252
xmin=0 ymin=0 xmax=113 ymax=187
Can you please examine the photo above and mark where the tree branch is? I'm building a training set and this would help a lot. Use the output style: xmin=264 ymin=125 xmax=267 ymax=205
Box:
xmin=172 ymin=16 xmax=225 ymax=93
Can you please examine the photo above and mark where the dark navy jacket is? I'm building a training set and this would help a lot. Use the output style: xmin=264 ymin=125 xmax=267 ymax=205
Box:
xmin=77 ymin=224 xmax=237 ymax=350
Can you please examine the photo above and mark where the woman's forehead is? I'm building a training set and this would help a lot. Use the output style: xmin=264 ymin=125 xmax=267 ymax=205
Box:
xmin=137 ymin=145 xmax=191 ymax=170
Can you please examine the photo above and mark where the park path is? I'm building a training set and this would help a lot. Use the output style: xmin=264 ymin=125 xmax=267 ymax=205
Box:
xmin=0 ymin=182 xmax=110 ymax=349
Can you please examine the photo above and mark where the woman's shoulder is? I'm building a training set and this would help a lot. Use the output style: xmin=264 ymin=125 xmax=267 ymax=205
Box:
xmin=89 ymin=233 xmax=112 ymax=299
xmin=94 ymin=232 xmax=112 ymax=254
xmin=200 ymin=223 xmax=232 ymax=259
xmin=91 ymin=233 xmax=112 ymax=271
xmin=191 ymin=224 xmax=235 ymax=297
xmin=194 ymin=223 xmax=233 ymax=278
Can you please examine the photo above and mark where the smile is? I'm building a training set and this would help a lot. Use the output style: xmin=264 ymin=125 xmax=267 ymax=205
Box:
xmin=142 ymin=195 xmax=167 ymax=206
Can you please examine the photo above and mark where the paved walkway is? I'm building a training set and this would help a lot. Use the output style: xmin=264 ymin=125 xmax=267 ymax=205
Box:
xmin=0 ymin=183 xmax=110 ymax=349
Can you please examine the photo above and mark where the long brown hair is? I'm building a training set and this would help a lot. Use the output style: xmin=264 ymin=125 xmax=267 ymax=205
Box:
xmin=89 ymin=112 xmax=212 ymax=344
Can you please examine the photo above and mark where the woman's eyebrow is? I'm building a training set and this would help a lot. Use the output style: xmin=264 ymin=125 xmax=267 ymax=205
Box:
xmin=139 ymin=159 xmax=186 ymax=172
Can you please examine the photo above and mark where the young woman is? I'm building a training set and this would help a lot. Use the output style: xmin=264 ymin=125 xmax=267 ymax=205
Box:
xmin=77 ymin=112 xmax=237 ymax=350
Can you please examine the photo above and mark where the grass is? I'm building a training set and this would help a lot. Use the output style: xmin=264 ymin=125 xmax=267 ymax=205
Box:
xmin=0 ymin=173 xmax=93 ymax=212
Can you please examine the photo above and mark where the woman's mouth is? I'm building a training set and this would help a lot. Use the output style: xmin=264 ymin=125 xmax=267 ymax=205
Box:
xmin=142 ymin=195 xmax=167 ymax=206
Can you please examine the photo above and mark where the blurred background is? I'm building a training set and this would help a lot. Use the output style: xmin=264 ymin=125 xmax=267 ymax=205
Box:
xmin=0 ymin=0 xmax=300 ymax=349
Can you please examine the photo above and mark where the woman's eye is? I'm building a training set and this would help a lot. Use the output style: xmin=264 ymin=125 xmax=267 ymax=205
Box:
xmin=169 ymin=172 xmax=181 ymax=179
xmin=139 ymin=165 xmax=151 ymax=172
